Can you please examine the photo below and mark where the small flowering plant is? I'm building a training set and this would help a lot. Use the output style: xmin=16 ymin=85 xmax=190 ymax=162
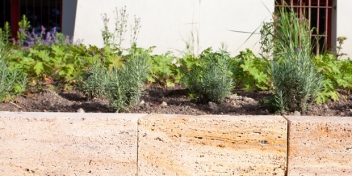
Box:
xmin=14 ymin=26 xmax=78 ymax=49
xmin=101 ymin=6 xmax=141 ymax=52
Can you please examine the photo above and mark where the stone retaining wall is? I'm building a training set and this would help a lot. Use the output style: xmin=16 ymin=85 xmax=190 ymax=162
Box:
xmin=0 ymin=112 xmax=351 ymax=175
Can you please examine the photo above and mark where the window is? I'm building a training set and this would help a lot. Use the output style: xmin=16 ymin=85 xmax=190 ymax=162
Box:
xmin=0 ymin=0 xmax=11 ymax=29
xmin=275 ymin=0 xmax=334 ymax=54
xmin=0 ymin=0 xmax=62 ymax=37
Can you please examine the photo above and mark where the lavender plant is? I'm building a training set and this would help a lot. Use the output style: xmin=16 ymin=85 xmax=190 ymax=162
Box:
xmin=77 ymin=63 xmax=109 ymax=100
xmin=15 ymin=26 xmax=77 ymax=48
xmin=270 ymin=7 xmax=323 ymax=113
xmin=180 ymin=44 xmax=233 ymax=103
xmin=105 ymin=49 xmax=149 ymax=112
xmin=0 ymin=34 xmax=27 ymax=101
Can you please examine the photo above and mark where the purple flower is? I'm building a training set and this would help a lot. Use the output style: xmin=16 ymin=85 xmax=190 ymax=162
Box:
xmin=102 ymin=15 xmax=109 ymax=22
xmin=46 ymin=32 xmax=52 ymax=42
xmin=25 ymin=41 xmax=35 ymax=48
xmin=19 ymin=28 xmax=25 ymax=34
xmin=295 ymin=46 xmax=301 ymax=51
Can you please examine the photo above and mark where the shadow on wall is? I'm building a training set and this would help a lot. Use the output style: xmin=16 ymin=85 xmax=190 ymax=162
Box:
xmin=62 ymin=0 xmax=78 ymax=38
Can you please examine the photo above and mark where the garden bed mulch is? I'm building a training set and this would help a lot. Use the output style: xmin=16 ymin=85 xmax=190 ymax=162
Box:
xmin=0 ymin=84 xmax=351 ymax=117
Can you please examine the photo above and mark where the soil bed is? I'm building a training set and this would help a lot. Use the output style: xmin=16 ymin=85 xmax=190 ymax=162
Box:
xmin=0 ymin=84 xmax=351 ymax=116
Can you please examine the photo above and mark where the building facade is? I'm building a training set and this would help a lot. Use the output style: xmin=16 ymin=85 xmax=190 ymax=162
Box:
xmin=1 ymin=0 xmax=351 ymax=58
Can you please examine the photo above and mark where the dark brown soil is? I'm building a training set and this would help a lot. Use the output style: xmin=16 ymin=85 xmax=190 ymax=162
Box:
xmin=0 ymin=84 xmax=351 ymax=116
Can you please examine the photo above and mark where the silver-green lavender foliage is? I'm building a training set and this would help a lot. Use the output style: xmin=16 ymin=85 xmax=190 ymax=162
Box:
xmin=270 ymin=52 xmax=322 ymax=113
xmin=270 ymin=7 xmax=323 ymax=113
xmin=78 ymin=64 xmax=109 ymax=100
xmin=0 ymin=35 xmax=27 ymax=101
xmin=0 ymin=60 xmax=27 ymax=101
xmin=181 ymin=45 xmax=233 ymax=103
xmin=105 ymin=50 xmax=149 ymax=112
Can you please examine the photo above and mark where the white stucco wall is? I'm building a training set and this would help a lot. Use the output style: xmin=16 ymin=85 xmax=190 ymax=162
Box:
xmin=336 ymin=0 xmax=352 ymax=59
xmin=74 ymin=0 xmax=274 ymax=56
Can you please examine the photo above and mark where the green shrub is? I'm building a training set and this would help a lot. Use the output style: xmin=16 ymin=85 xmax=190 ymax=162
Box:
xmin=180 ymin=45 xmax=233 ymax=103
xmin=269 ymin=7 xmax=323 ymax=113
xmin=0 ymin=35 xmax=27 ymax=101
xmin=105 ymin=49 xmax=149 ymax=112
xmin=0 ymin=60 xmax=27 ymax=101
xmin=78 ymin=47 xmax=149 ymax=112
xmin=77 ymin=64 xmax=109 ymax=100
xmin=271 ymin=52 xmax=323 ymax=113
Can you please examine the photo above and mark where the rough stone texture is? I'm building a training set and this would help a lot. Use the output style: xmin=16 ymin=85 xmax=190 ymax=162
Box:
xmin=0 ymin=112 xmax=143 ymax=176
xmin=138 ymin=114 xmax=287 ymax=175
xmin=286 ymin=116 xmax=352 ymax=176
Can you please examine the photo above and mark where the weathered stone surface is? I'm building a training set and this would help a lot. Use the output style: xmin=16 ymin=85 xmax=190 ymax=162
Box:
xmin=286 ymin=116 xmax=352 ymax=175
xmin=0 ymin=112 xmax=143 ymax=176
xmin=138 ymin=114 xmax=287 ymax=175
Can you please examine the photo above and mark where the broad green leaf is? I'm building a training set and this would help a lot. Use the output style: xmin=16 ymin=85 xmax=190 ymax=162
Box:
xmin=33 ymin=62 xmax=44 ymax=76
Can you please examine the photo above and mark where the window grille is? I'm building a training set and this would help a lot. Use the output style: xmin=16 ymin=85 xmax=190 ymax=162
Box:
xmin=0 ymin=0 xmax=11 ymax=28
xmin=275 ymin=0 xmax=333 ymax=54
xmin=20 ymin=0 xmax=62 ymax=33
xmin=0 ymin=0 xmax=62 ymax=37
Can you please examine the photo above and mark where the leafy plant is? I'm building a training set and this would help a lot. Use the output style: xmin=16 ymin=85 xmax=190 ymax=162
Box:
xmin=147 ymin=52 xmax=181 ymax=87
xmin=313 ymin=54 xmax=352 ymax=103
xmin=231 ymin=49 xmax=271 ymax=91
xmin=180 ymin=45 xmax=233 ymax=103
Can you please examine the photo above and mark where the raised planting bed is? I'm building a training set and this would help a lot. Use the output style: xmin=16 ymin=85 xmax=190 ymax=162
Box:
xmin=0 ymin=84 xmax=351 ymax=116
xmin=0 ymin=113 xmax=351 ymax=175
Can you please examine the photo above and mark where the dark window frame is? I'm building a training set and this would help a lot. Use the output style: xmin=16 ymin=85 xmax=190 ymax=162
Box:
xmin=275 ymin=0 xmax=334 ymax=54
xmin=1 ymin=0 xmax=62 ymax=38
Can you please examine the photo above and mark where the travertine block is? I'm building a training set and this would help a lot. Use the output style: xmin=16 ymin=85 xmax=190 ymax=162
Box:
xmin=138 ymin=114 xmax=287 ymax=175
xmin=0 ymin=112 xmax=143 ymax=176
xmin=287 ymin=116 xmax=352 ymax=176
